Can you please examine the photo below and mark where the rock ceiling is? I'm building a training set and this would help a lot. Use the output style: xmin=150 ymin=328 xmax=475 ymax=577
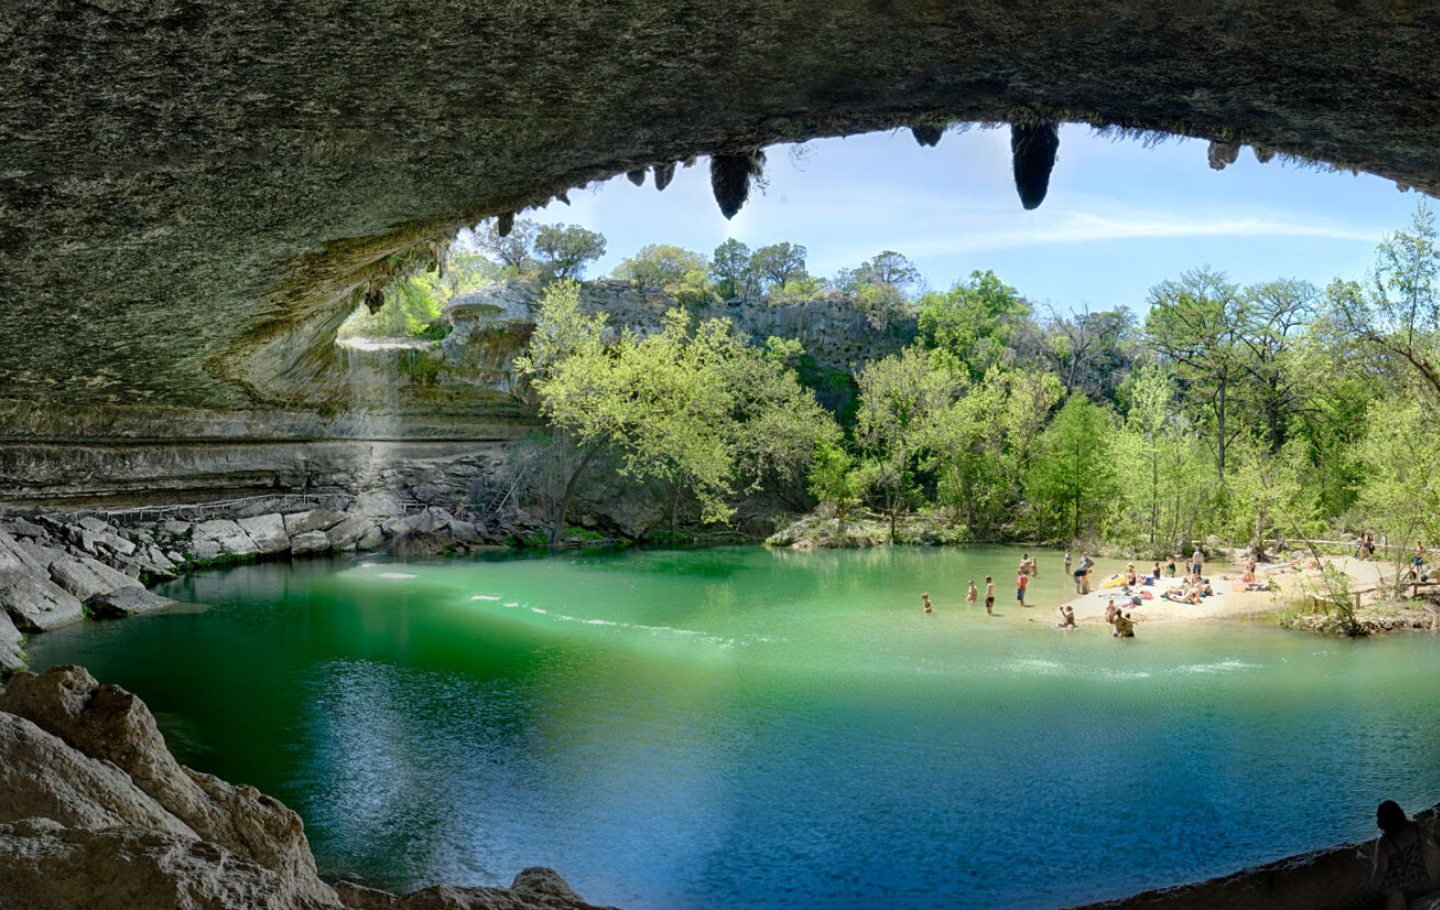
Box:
xmin=1 ymin=0 xmax=1437 ymax=420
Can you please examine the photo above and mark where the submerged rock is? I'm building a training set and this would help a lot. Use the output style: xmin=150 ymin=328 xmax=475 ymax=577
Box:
xmin=332 ymin=866 xmax=618 ymax=910
xmin=84 ymin=585 xmax=173 ymax=619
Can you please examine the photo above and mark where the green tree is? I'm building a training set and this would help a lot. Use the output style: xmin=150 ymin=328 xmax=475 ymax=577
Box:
xmin=1331 ymin=200 xmax=1440 ymax=400
xmin=750 ymin=242 xmax=808 ymax=292
xmin=1029 ymin=394 xmax=1114 ymax=542
xmin=612 ymin=244 xmax=709 ymax=292
xmin=477 ymin=217 xmax=539 ymax=274
xmin=518 ymin=281 xmax=833 ymax=544
xmin=533 ymin=224 xmax=607 ymax=280
xmin=710 ymin=239 xmax=756 ymax=300
xmin=918 ymin=270 xmax=1030 ymax=379
xmin=855 ymin=347 xmax=961 ymax=539
xmin=1146 ymin=267 xmax=1247 ymax=482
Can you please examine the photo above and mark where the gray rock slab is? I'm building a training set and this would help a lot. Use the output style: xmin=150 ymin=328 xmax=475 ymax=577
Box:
xmin=49 ymin=557 xmax=135 ymax=602
xmin=0 ymin=609 xmax=25 ymax=673
xmin=348 ymin=491 xmax=405 ymax=520
xmin=237 ymin=514 xmax=289 ymax=555
xmin=0 ymin=568 xmax=84 ymax=631
xmin=85 ymin=586 xmax=172 ymax=619
xmin=5 ymin=518 xmax=47 ymax=539
xmin=159 ymin=520 xmax=192 ymax=538
xmin=190 ymin=519 xmax=258 ymax=559
xmin=324 ymin=516 xmax=372 ymax=551
xmin=282 ymin=509 xmax=347 ymax=537
xmin=289 ymin=530 xmax=330 ymax=555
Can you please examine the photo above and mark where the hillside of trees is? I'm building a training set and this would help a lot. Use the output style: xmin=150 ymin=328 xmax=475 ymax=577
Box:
xmin=364 ymin=204 xmax=1440 ymax=557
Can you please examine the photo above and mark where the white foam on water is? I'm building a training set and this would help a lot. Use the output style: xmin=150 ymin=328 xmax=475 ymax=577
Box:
xmin=531 ymin=608 xmax=547 ymax=614
xmin=378 ymin=572 xmax=416 ymax=579
xmin=470 ymin=595 xmax=501 ymax=601
xmin=1005 ymin=658 xmax=1064 ymax=674
xmin=582 ymin=619 xmax=617 ymax=626
xmin=1176 ymin=659 xmax=1258 ymax=674
xmin=503 ymin=602 xmax=519 ymax=608
xmin=358 ymin=563 xmax=376 ymax=568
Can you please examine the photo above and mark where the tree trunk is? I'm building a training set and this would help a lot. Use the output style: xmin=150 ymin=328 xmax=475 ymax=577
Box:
xmin=1215 ymin=382 xmax=1228 ymax=482
xmin=552 ymin=442 xmax=603 ymax=547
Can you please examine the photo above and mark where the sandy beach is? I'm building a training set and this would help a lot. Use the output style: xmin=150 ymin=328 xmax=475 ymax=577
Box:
xmin=1055 ymin=554 xmax=1399 ymax=627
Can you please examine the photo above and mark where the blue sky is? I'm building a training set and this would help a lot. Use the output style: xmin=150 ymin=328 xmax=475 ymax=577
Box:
xmin=507 ymin=124 xmax=1423 ymax=314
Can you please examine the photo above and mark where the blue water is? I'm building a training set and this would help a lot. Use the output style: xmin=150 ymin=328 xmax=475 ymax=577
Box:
xmin=24 ymin=545 xmax=1440 ymax=909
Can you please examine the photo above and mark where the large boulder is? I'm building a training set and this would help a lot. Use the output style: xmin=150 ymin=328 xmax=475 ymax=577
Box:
xmin=190 ymin=520 xmax=259 ymax=561
xmin=324 ymin=516 xmax=374 ymax=551
xmin=0 ymin=567 xmax=84 ymax=631
xmin=0 ymin=666 xmax=332 ymax=903
xmin=283 ymin=509 xmax=348 ymax=538
xmin=0 ymin=713 xmax=191 ymax=834
xmin=48 ymin=555 xmax=136 ymax=601
xmin=0 ymin=610 xmax=24 ymax=674
xmin=348 ymin=492 xmax=406 ymax=521
xmin=237 ymin=514 xmax=290 ymax=556
xmin=290 ymin=531 xmax=331 ymax=555
xmin=0 ymin=820 xmax=343 ymax=910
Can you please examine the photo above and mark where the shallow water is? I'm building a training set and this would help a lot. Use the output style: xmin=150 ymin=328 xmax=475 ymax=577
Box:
xmin=26 ymin=544 xmax=1440 ymax=910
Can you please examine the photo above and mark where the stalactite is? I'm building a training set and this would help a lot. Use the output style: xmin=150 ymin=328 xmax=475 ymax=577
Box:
xmin=1011 ymin=122 xmax=1060 ymax=210
xmin=710 ymin=151 xmax=765 ymax=219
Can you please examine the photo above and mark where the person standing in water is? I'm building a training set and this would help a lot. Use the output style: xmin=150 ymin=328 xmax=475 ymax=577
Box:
xmin=1064 ymin=551 xmax=1072 ymax=576
xmin=984 ymin=576 xmax=995 ymax=615
xmin=1017 ymin=569 xmax=1029 ymax=607
xmin=967 ymin=580 xmax=978 ymax=604
xmin=922 ymin=593 xmax=933 ymax=614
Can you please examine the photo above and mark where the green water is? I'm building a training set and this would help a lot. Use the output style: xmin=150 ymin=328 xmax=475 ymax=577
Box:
xmin=25 ymin=544 xmax=1440 ymax=910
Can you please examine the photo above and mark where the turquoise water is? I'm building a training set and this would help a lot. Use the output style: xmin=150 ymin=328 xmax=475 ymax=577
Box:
xmin=24 ymin=545 xmax=1440 ymax=910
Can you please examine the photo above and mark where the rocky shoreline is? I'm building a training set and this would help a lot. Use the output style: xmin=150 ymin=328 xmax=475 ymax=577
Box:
xmin=0 ymin=485 xmax=560 ymax=676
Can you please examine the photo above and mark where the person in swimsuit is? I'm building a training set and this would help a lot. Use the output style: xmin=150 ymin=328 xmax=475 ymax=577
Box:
xmin=1056 ymin=604 xmax=1076 ymax=629
xmin=1064 ymin=551 xmax=1072 ymax=575
xmin=1017 ymin=570 xmax=1029 ymax=606
xmin=922 ymin=592 xmax=933 ymax=614
xmin=1113 ymin=611 xmax=1135 ymax=638
xmin=1372 ymin=800 xmax=1435 ymax=907
xmin=967 ymin=580 xmax=978 ymax=604
xmin=1124 ymin=563 xmax=1138 ymax=586
xmin=984 ymin=576 xmax=995 ymax=615
xmin=1166 ymin=555 xmax=1177 ymax=577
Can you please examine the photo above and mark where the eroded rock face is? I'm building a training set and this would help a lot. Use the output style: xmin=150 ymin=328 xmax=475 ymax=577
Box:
xmin=2 ymin=1 xmax=1439 ymax=430
xmin=0 ymin=666 xmax=328 ymax=898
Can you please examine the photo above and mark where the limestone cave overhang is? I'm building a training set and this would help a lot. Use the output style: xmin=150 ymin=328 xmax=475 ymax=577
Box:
xmin=1 ymin=0 xmax=1438 ymax=423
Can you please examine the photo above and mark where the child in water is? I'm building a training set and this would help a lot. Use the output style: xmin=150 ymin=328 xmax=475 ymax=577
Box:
xmin=922 ymin=592 xmax=933 ymax=614
xmin=984 ymin=577 xmax=995 ymax=615
xmin=967 ymin=580 xmax=978 ymax=604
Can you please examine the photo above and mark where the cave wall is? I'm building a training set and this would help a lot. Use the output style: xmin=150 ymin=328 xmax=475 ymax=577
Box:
xmin=2 ymin=0 xmax=1439 ymax=431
